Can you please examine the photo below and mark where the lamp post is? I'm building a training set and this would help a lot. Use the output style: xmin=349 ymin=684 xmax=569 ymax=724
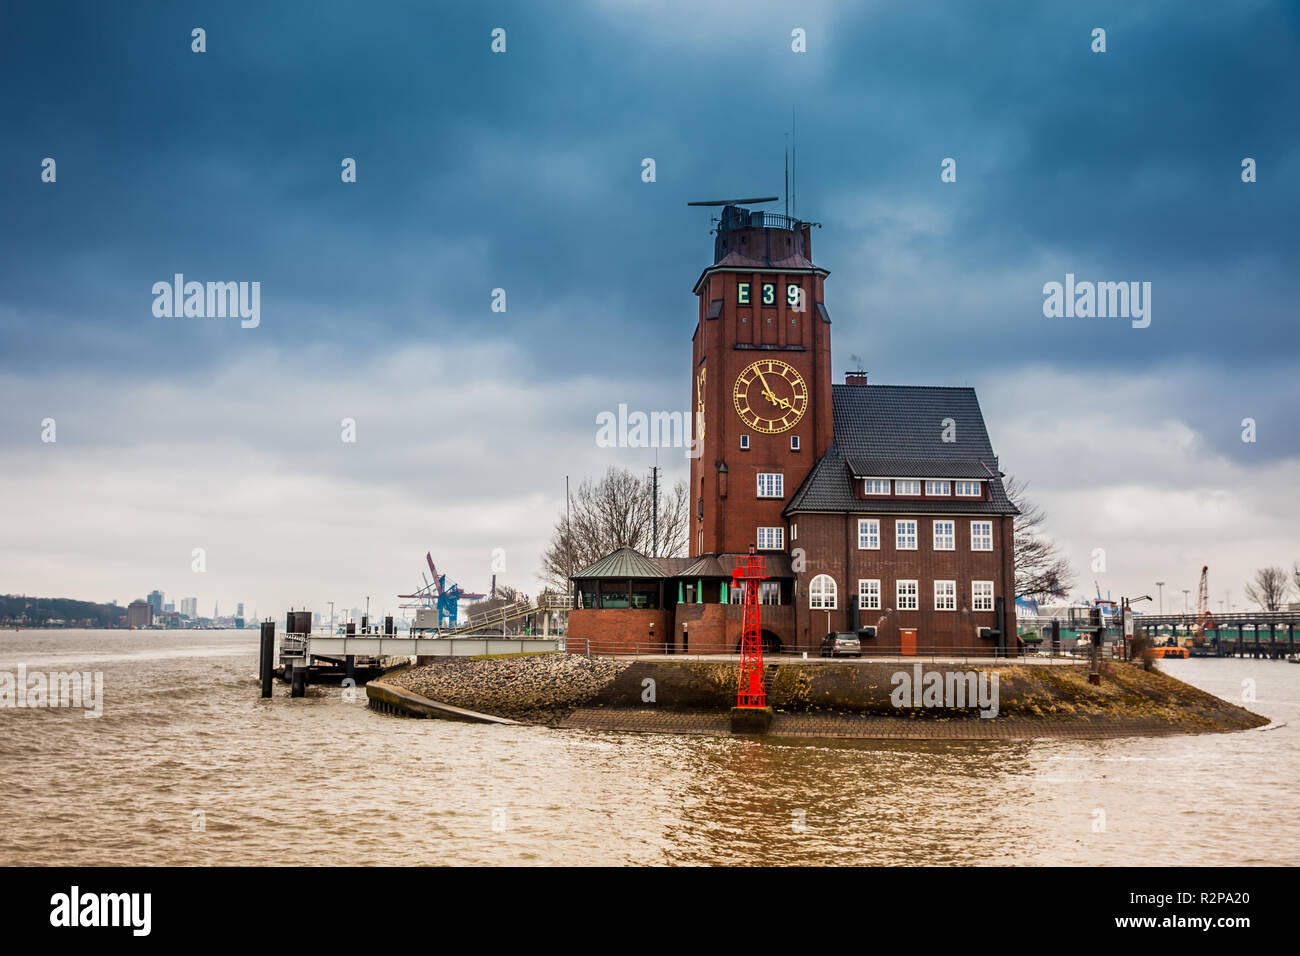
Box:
xmin=1155 ymin=581 xmax=1165 ymax=615
xmin=1120 ymin=595 xmax=1152 ymax=662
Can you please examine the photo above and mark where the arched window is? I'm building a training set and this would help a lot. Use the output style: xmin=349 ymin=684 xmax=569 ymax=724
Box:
xmin=809 ymin=574 xmax=837 ymax=610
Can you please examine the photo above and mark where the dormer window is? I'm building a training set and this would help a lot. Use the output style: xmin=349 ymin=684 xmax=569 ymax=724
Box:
xmin=864 ymin=479 xmax=890 ymax=495
xmin=895 ymin=479 xmax=921 ymax=496
xmin=925 ymin=480 xmax=951 ymax=496
xmin=956 ymin=480 xmax=982 ymax=497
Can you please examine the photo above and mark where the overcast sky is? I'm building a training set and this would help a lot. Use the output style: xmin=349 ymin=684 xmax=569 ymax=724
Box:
xmin=2 ymin=1 xmax=1298 ymax=619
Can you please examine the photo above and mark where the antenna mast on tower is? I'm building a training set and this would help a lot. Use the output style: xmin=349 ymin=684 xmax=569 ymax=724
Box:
xmin=792 ymin=107 xmax=797 ymax=219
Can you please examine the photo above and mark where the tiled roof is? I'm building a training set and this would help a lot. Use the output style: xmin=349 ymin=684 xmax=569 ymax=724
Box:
xmin=679 ymin=553 xmax=794 ymax=578
xmin=573 ymin=550 xmax=795 ymax=582
xmin=679 ymin=555 xmax=730 ymax=578
xmin=786 ymin=384 xmax=1018 ymax=516
xmin=846 ymin=457 xmax=995 ymax=479
xmin=654 ymin=556 xmax=696 ymax=576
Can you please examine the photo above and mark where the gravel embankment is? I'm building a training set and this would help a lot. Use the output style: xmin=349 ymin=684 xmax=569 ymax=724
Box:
xmin=390 ymin=654 xmax=630 ymax=723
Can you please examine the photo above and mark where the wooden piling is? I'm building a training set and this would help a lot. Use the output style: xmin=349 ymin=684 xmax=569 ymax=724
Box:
xmin=291 ymin=663 xmax=306 ymax=698
xmin=260 ymin=620 xmax=275 ymax=698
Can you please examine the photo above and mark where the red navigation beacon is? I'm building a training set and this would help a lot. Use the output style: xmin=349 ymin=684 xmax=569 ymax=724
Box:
xmin=732 ymin=544 xmax=767 ymax=708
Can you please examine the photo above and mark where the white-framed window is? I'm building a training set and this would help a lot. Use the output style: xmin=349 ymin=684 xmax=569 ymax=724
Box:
xmin=895 ymin=479 xmax=921 ymax=495
xmin=857 ymin=518 xmax=880 ymax=550
xmin=697 ymin=530 xmax=703 ymax=554
xmin=925 ymin=480 xmax=951 ymax=496
xmin=956 ymin=480 xmax=981 ymax=497
xmin=739 ymin=434 xmax=750 ymax=450
xmin=864 ymin=478 xmax=890 ymax=495
xmin=791 ymin=522 xmax=798 ymax=542
xmin=934 ymin=580 xmax=956 ymax=611
xmin=790 ymin=435 xmax=800 ymax=451
xmin=756 ymin=526 xmax=784 ymax=550
xmin=971 ymin=520 xmax=993 ymax=551
xmin=933 ymin=520 xmax=955 ymax=551
xmin=896 ymin=579 xmax=919 ymax=610
xmin=973 ymin=580 xmax=994 ymax=611
xmin=858 ymin=579 xmax=881 ymax=610
xmin=810 ymin=574 xmax=837 ymax=610
xmin=757 ymin=473 xmax=784 ymax=498
xmin=895 ymin=519 xmax=918 ymax=550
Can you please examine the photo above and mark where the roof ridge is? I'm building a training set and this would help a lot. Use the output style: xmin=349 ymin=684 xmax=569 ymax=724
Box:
xmin=833 ymin=382 xmax=977 ymax=391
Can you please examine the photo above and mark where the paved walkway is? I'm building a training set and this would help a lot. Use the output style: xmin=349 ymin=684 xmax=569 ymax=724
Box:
xmin=554 ymin=708 xmax=1196 ymax=740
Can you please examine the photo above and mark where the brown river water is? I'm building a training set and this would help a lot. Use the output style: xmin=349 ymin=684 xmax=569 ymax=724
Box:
xmin=1 ymin=629 xmax=1297 ymax=866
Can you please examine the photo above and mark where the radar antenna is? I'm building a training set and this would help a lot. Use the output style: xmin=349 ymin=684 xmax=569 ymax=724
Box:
xmin=686 ymin=197 xmax=779 ymax=206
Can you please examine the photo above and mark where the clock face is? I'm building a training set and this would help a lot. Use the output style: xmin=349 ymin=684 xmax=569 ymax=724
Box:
xmin=732 ymin=359 xmax=807 ymax=434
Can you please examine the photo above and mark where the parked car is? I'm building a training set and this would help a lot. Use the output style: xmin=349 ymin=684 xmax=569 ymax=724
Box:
xmin=820 ymin=631 xmax=862 ymax=658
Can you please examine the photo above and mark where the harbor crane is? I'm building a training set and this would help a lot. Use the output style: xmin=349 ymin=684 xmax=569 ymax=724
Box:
xmin=397 ymin=552 xmax=486 ymax=629
xmin=1193 ymin=565 xmax=1215 ymax=646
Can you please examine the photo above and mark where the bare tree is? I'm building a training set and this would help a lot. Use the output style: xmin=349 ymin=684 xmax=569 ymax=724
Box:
xmin=1004 ymin=476 xmax=1074 ymax=601
xmin=539 ymin=467 xmax=688 ymax=592
xmin=1244 ymin=566 xmax=1290 ymax=611
xmin=464 ymin=583 xmax=528 ymax=616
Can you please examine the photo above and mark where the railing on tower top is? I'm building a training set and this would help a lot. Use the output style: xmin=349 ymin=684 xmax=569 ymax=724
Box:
xmin=718 ymin=208 xmax=802 ymax=233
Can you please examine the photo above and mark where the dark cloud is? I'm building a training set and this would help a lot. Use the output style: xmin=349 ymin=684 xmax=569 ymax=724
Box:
xmin=0 ymin=2 xmax=1297 ymax=603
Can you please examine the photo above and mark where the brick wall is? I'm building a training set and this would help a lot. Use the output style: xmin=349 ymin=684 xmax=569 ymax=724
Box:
xmin=567 ymin=608 xmax=668 ymax=655
xmin=675 ymin=602 xmax=795 ymax=654
xmin=789 ymin=511 xmax=1015 ymax=654
xmin=688 ymin=267 xmax=832 ymax=558
xmin=567 ymin=602 xmax=797 ymax=656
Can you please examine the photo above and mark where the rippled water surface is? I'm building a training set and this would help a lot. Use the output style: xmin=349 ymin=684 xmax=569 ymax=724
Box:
xmin=1 ymin=630 xmax=1296 ymax=865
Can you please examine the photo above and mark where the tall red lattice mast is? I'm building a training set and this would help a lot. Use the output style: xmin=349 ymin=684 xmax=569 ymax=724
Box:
xmin=732 ymin=546 xmax=766 ymax=708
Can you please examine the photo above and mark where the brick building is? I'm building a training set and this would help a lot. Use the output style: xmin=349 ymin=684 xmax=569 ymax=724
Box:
xmin=126 ymin=599 xmax=152 ymax=628
xmin=568 ymin=204 xmax=1018 ymax=656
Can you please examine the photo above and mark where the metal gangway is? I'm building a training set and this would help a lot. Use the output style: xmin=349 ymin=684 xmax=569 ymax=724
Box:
xmin=443 ymin=592 xmax=573 ymax=637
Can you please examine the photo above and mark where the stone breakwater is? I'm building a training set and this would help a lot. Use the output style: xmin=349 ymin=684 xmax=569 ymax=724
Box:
xmin=391 ymin=654 xmax=631 ymax=724
xmin=382 ymin=655 xmax=1269 ymax=737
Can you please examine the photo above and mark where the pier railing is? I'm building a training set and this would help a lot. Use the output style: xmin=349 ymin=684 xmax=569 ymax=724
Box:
xmin=573 ymin=640 xmax=1104 ymax=664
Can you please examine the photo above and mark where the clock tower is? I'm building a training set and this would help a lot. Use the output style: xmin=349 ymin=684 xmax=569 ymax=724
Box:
xmin=688 ymin=203 xmax=833 ymax=558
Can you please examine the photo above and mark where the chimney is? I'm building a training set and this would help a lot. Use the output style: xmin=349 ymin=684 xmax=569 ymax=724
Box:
xmin=845 ymin=370 xmax=868 ymax=386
